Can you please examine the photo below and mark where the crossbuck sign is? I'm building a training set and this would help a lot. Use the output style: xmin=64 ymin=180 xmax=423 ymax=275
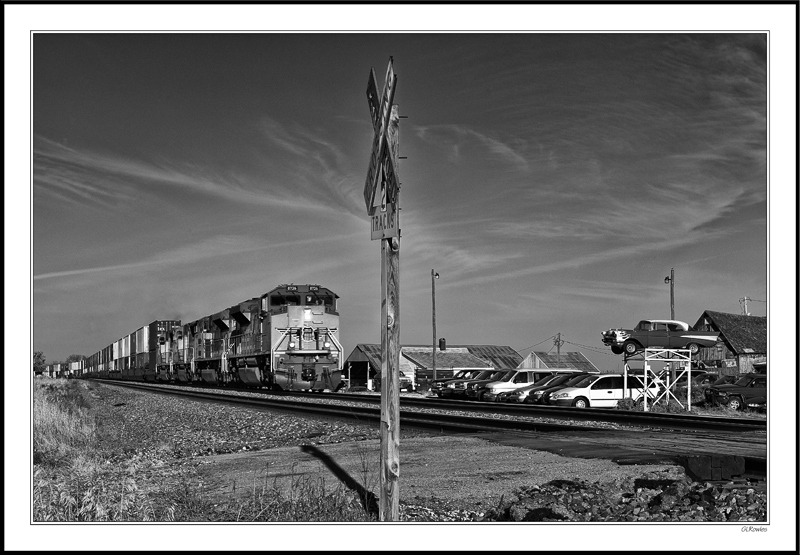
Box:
xmin=364 ymin=58 xmax=399 ymax=240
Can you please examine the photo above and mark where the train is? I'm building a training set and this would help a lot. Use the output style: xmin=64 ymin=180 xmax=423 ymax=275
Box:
xmin=76 ymin=284 xmax=344 ymax=391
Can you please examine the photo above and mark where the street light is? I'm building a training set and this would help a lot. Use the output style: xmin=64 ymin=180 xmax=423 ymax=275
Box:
xmin=664 ymin=268 xmax=675 ymax=320
xmin=431 ymin=269 xmax=439 ymax=381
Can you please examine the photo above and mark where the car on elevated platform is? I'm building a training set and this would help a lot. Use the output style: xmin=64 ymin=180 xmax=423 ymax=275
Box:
xmin=601 ymin=319 xmax=719 ymax=356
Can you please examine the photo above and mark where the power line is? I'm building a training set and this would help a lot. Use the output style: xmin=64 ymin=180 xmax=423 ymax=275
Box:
xmin=514 ymin=336 xmax=556 ymax=354
xmin=561 ymin=338 xmax=619 ymax=357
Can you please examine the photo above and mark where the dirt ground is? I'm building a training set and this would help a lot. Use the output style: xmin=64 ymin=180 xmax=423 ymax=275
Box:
xmin=194 ymin=433 xmax=689 ymax=514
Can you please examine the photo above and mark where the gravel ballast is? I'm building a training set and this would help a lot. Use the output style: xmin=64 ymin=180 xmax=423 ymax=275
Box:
xmin=86 ymin=381 xmax=767 ymax=522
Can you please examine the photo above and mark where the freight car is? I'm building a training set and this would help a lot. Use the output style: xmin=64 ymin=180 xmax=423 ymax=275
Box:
xmin=45 ymin=363 xmax=66 ymax=378
xmin=81 ymin=284 xmax=343 ymax=392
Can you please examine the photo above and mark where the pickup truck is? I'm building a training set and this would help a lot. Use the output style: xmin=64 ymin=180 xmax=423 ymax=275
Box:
xmin=704 ymin=372 xmax=767 ymax=410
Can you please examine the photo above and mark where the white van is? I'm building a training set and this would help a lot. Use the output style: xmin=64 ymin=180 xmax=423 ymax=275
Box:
xmin=549 ymin=373 xmax=660 ymax=408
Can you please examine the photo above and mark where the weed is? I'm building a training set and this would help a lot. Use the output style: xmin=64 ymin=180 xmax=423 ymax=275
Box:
xmin=32 ymin=380 xmax=385 ymax=521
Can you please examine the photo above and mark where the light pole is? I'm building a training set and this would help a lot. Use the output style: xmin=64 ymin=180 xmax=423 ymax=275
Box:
xmin=664 ymin=268 xmax=675 ymax=320
xmin=431 ymin=269 xmax=439 ymax=381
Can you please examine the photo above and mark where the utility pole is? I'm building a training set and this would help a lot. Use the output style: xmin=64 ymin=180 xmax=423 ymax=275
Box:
xmin=431 ymin=269 xmax=439 ymax=381
xmin=739 ymin=297 xmax=751 ymax=315
xmin=664 ymin=268 xmax=675 ymax=320
xmin=554 ymin=333 xmax=564 ymax=366
xmin=363 ymin=58 xmax=400 ymax=521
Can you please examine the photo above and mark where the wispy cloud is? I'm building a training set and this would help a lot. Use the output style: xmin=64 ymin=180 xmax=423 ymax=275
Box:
xmin=415 ymin=124 xmax=530 ymax=173
xmin=435 ymin=232 xmax=724 ymax=291
xmin=33 ymin=231 xmax=362 ymax=281
xmin=33 ymin=135 xmax=367 ymax=218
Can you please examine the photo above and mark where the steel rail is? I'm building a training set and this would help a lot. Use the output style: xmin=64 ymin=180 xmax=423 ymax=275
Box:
xmin=100 ymin=379 xmax=765 ymax=433
xmin=293 ymin=391 xmax=767 ymax=433
xmin=102 ymin=381 xmax=604 ymax=433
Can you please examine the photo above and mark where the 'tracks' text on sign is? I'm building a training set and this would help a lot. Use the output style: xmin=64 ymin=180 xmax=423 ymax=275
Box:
xmin=371 ymin=202 xmax=398 ymax=240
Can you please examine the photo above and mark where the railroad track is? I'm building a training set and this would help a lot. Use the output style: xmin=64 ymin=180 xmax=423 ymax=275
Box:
xmin=97 ymin=379 xmax=767 ymax=479
xmin=297 ymin=391 xmax=768 ymax=433
xmin=95 ymin=379 xmax=767 ymax=432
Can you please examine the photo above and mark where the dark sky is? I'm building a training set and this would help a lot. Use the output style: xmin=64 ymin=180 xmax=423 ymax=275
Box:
xmin=32 ymin=32 xmax=768 ymax=371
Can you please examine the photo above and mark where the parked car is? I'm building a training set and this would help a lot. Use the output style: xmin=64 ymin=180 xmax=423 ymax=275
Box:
xmin=504 ymin=373 xmax=582 ymax=404
xmin=745 ymin=396 xmax=766 ymax=412
xmin=475 ymin=369 xmax=560 ymax=402
xmin=372 ymin=370 xmax=415 ymax=392
xmin=601 ymin=319 xmax=719 ymax=356
xmin=704 ymin=373 xmax=767 ymax=410
xmin=691 ymin=372 xmax=721 ymax=386
xmin=490 ymin=374 xmax=559 ymax=403
xmin=430 ymin=369 xmax=483 ymax=398
xmin=463 ymin=369 xmax=517 ymax=400
xmin=442 ymin=369 xmax=498 ymax=399
xmin=652 ymin=370 xmax=720 ymax=388
xmin=710 ymin=375 xmax=738 ymax=387
xmin=549 ymin=373 xmax=661 ymax=408
xmin=529 ymin=373 xmax=596 ymax=405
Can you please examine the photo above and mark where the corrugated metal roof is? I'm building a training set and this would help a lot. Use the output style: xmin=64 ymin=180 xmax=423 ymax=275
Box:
xmin=530 ymin=351 xmax=599 ymax=372
xmin=348 ymin=344 xmax=522 ymax=373
xmin=696 ymin=310 xmax=767 ymax=355
xmin=402 ymin=349 xmax=493 ymax=370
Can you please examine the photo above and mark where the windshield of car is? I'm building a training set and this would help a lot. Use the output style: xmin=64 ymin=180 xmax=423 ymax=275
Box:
xmin=573 ymin=375 xmax=600 ymax=388
xmin=468 ymin=370 xmax=494 ymax=381
xmin=562 ymin=374 xmax=589 ymax=386
xmin=485 ymin=370 xmax=509 ymax=381
xmin=499 ymin=371 xmax=518 ymax=382
xmin=533 ymin=375 xmax=557 ymax=386
xmin=733 ymin=376 xmax=753 ymax=387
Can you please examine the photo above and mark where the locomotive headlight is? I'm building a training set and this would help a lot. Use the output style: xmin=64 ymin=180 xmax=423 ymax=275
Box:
xmin=288 ymin=341 xmax=296 ymax=349
xmin=324 ymin=341 xmax=331 ymax=348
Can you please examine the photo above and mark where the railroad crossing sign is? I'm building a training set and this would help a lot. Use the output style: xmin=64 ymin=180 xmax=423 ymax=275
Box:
xmin=364 ymin=58 xmax=398 ymax=219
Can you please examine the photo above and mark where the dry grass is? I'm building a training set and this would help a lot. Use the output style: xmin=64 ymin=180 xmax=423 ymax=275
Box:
xmin=33 ymin=380 xmax=96 ymax=466
xmin=219 ymin=470 xmax=375 ymax=522
xmin=616 ymin=385 xmax=766 ymax=419
xmin=32 ymin=379 xmax=378 ymax=521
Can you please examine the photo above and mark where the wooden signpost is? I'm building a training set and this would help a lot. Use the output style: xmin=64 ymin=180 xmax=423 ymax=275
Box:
xmin=364 ymin=58 xmax=400 ymax=521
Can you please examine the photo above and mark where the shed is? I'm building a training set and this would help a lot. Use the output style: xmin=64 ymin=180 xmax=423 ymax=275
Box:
xmin=518 ymin=351 xmax=600 ymax=373
xmin=692 ymin=310 xmax=767 ymax=375
xmin=343 ymin=344 xmax=522 ymax=388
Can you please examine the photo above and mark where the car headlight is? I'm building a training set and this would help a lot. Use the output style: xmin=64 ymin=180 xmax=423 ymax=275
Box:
xmin=552 ymin=392 xmax=568 ymax=399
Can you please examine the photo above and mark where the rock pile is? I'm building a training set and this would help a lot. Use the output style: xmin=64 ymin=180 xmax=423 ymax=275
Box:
xmin=481 ymin=474 xmax=766 ymax=522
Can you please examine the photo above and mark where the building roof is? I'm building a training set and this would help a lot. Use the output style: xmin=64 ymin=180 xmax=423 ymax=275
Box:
xmin=527 ymin=351 xmax=600 ymax=372
xmin=346 ymin=344 xmax=523 ymax=373
xmin=401 ymin=348 xmax=494 ymax=370
xmin=694 ymin=310 xmax=767 ymax=355
xmin=401 ymin=344 xmax=523 ymax=369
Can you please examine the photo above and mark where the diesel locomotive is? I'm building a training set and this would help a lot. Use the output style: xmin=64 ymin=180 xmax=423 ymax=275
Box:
xmin=80 ymin=284 xmax=344 ymax=391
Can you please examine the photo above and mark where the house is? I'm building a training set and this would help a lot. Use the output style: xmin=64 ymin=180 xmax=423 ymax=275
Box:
xmin=692 ymin=310 xmax=767 ymax=375
xmin=518 ymin=351 xmax=600 ymax=373
xmin=343 ymin=344 xmax=522 ymax=388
